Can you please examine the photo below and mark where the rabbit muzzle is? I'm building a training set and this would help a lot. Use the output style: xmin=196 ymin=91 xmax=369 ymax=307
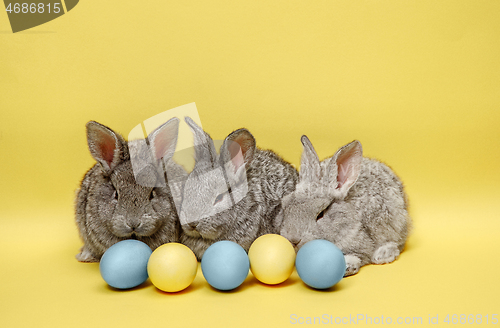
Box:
xmin=180 ymin=214 xmax=222 ymax=239
xmin=111 ymin=212 xmax=160 ymax=237
xmin=181 ymin=221 xmax=201 ymax=237
xmin=280 ymin=196 xmax=332 ymax=250
xmin=288 ymin=238 xmax=303 ymax=251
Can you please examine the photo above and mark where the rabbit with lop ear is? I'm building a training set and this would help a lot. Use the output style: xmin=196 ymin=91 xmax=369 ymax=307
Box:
xmin=280 ymin=136 xmax=411 ymax=276
xmin=178 ymin=117 xmax=299 ymax=260
xmin=75 ymin=118 xmax=186 ymax=262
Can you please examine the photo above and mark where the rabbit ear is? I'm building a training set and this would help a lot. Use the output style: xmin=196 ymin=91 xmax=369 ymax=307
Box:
xmin=330 ymin=140 xmax=363 ymax=195
xmin=299 ymin=135 xmax=320 ymax=182
xmin=147 ymin=117 xmax=180 ymax=162
xmin=86 ymin=121 xmax=126 ymax=173
xmin=185 ymin=117 xmax=217 ymax=168
xmin=220 ymin=128 xmax=256 ymax=172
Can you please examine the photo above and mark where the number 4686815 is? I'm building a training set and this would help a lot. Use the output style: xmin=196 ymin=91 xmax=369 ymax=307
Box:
xmin=443 ymin=314 xmax=498 ymax=324
xmin=5 ymin=3 xmax=61 ymax=14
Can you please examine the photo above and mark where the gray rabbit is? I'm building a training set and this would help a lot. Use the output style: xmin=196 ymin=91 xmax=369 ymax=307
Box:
xmin=75 ymin=118 xmax=185 ymax=262
xmin=178 ymin=117 xmax=298 ymax=260
xmin=280 ymin=136 xmax=411 ymax=276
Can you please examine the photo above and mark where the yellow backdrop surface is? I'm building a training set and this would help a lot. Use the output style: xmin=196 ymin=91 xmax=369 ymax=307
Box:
xmin=1 ymin=1 xmax=499 ymax=327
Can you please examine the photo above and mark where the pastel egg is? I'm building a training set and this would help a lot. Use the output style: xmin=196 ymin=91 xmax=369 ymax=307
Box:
xmin=147 ymin=243 xmax=198 ymax=293
xmin=201 ymin=241 xmax=249 ymax=291
xmin=99 ymin=240 xmax=152 ymax=289
xmin=295 ymin=239 xmax=346 ymax=289
xmin=248 ymin=234 xmax=296 ymax=285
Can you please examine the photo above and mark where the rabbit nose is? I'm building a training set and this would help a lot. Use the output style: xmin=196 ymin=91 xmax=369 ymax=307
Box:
xmin=290 ymin=238 xmax=301 ymax=248
xmin=127 ymin=220 xmax=141 ymax=230
xmin=188 ymin=222 xmax=198 ymax=230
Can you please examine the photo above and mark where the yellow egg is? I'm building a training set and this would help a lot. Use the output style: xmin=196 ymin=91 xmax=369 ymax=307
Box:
xmin=147 ymin=243 xmax=198 ymax=293
xmin=248 ymin=234 xmax=296 ymax=285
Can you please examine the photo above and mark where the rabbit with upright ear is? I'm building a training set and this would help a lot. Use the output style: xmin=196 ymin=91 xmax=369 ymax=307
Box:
xmin=75 ymin=118 xmax=185 ymax=262
xmin=280 ymin=136 xmax=411 ymax=276
xmin=178 ymin=117 xmax=299 ymax=260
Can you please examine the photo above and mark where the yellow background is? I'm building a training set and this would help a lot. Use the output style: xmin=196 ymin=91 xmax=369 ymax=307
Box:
xmin=1 ymin=1 xmax=499 ymax=327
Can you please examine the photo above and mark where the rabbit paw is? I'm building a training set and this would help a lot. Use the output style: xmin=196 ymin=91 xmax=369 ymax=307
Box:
xmin=372 ymin=242 xmax=400 ymax=264
xmin=76 ymin=246 xmax=99 ymax=263
xmin=344 ymin=255 xmax=361 ymax=276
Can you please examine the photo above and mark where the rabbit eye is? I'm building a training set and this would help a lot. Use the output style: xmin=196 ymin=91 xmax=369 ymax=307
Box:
xmin=214 ymin=193 xmax=224 ymax=205
xmin=112 ymin=190 xmax=118 ymax=200
xmin=149 ymin=189 xmax=155 ymax=201
xmin=316 ymin=210 xmax=325 ymax=220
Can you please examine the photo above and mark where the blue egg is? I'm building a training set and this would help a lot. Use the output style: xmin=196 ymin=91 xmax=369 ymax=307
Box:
xmin=295 ymin=239 xmax=346 ymax=290
xmin=201 ymin=241 xmax=250 ymax=291
xmin=99 ymin=240 xmax=152 ymax=289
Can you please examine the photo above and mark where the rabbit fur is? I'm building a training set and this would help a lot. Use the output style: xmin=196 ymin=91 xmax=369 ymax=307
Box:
xmin=178 ymin=117 xmax=298 ymax=260
xmin=75 ymin=118 xmax=186 ymax=262
xmin=280 ymin=136 xmax=411 ymax=276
